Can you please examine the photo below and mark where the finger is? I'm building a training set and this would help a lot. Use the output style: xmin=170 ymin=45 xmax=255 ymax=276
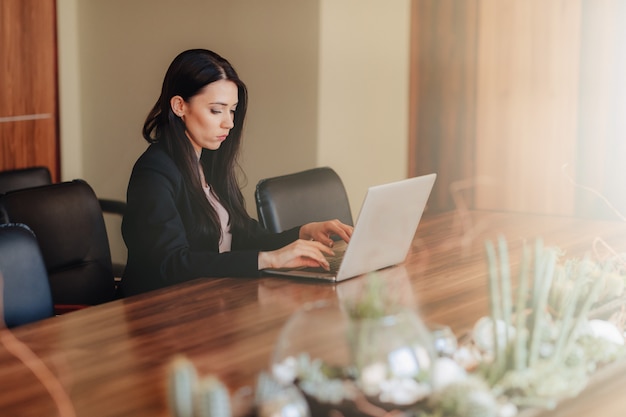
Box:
xmin=315 ymin=232 xmax=334 ymax=247
xmin=293 ymin=239 xmax=334 ymax=258
xmin=301 ymin=256 xmax=330 ymax=270
xmin=326 ymin=221 xmax=353 ymax=242
xmin=332 ymin=226 xmax=352 ymax=243
xmin=303 ymin=242 xmax=334 ymax=269
xmin=297 ymin=249 xmax=330 ymax=270
xmin=311 ymin=240 xmax=335 ymax=256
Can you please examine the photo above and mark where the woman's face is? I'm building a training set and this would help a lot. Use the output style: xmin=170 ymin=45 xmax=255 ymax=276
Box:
xmin=172 ymin=79 xmax=238 ymax=155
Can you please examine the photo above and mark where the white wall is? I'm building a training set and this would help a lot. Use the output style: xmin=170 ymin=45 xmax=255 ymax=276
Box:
xmin=56 ymin=0 xmax=411 ymax=260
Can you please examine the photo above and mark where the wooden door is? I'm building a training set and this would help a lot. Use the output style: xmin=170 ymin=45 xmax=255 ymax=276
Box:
xmin=0 ymin=0 xmax=59 ymax=180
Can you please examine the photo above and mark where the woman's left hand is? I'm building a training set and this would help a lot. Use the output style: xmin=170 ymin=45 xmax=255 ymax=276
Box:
xmin=299 ymin=219 xmax=353 ymax=247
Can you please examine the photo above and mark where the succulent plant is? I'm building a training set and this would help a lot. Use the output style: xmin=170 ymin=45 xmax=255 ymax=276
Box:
xmin=480 ymin=237 xmax=626 ymax=408
xmin=168 ymin=355 xmax=198 ymax=417
xmin=167 ymin=355 xmax=232 ymax=417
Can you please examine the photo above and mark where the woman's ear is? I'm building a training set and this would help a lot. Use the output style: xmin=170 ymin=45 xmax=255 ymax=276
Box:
xmin=170 ymin=96 xmax=186 ymax=118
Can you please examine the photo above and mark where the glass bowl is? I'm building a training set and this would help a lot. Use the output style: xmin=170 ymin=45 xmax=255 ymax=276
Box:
xmin=270 ymin=299 xmax=435 ymax=416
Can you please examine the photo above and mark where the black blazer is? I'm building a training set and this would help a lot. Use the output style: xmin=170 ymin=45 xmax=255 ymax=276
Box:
xmin=121 ymin=143 xmax=299 ymax=296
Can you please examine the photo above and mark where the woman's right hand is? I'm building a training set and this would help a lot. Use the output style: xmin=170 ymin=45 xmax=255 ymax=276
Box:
xmin=258 ymin=239 xmax=334 ymax=271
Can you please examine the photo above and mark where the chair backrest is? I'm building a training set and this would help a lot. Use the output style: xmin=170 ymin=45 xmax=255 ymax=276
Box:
xmin=0 ymin=167 xmax=127 ymax=286
xmin=0 ymin=180 xmax=116 ymax=307
xmin=0 ymin=223 xmax=54 ymax=328
xmin=255 ymin=167 xmax=354 ymax=233
xmin=0 ymin=167 xmax=52 ymax=194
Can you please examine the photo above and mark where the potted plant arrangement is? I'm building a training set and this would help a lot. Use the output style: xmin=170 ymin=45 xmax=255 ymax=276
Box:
xmin=455 ymin=237 xmax=626 ymax=414
xmin=263 ymin=238 xmax=626 ymax=417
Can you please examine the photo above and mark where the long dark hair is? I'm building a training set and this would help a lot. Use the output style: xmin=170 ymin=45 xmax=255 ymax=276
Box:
xmin=143 ymin=48 xmax=251 ymax=237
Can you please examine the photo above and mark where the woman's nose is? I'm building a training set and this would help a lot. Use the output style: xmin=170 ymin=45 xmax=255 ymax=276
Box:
xmin=222 ymin=114 xmax=234 ymax=129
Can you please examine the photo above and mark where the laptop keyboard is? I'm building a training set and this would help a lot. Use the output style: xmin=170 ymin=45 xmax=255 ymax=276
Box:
xmin=301 ymin=241 xmax=347 ymax=274
xmin=325 ymin=255 xmax=342 ymax=273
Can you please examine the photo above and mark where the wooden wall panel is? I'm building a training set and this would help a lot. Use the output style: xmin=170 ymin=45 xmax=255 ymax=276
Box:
xmin=0 ymin=0 xmax=59 ymax=180
xmin=409 ymin=0 xmax=478 ymax=213
xmin=410 ymin=0 xmax=584 ymax=216
xmin=473 ymin=0 xmax=581 ymax=215
xmin=0 ymin=119 xmax=58 ymax=168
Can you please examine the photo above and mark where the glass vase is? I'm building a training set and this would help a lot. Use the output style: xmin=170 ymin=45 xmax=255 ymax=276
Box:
xmin=270 ymin=300 xmax=435 ymax=417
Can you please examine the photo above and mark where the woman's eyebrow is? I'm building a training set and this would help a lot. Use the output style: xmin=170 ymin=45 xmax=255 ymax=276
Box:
xmin=209 ymin=102 xmax=238 ymax=107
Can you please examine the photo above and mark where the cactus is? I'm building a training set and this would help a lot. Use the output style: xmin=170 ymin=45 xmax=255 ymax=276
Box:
xmin=481 ymin=237 xmax=626 ymax=408
xmin=168 ymin=356 xmax=198 ymax=417
xmin=194 ymin=375 xmax=231 ymax=417
xmin=167 ymin=355 xmax=232 ymax=417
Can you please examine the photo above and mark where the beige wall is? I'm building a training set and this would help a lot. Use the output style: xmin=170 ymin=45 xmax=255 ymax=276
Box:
xmin=56 ymin=0 xmax=411 ymax=259
xmin=57 ymin=0 xmax=82 ymax=181
xmin=319 ymin=0 xmax=410 ymax=210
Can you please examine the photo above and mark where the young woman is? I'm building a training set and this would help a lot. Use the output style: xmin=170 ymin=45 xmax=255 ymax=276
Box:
xmin=121 ymin=49 xmax=352 ymax=296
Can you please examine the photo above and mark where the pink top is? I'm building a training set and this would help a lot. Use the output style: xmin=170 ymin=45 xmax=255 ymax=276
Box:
xmin=203 ymin=185 xmax=232 ymax=253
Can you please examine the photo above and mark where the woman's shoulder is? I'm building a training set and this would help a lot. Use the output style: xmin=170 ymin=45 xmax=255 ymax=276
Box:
xmin=131 ymin=142 xmax=183 ymax=183
xmin=133 ymin=142 xmax=178 ymax=171
xmin=134 ymin=142 xmax=171 ymax=164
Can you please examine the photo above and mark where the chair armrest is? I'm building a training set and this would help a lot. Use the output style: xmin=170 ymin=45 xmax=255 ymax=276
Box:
xmin=98 ymin=198 xmax=126 ymax=216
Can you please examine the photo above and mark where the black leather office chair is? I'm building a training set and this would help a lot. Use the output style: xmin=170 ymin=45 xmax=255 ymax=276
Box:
xmin=0 ymin=223 xmax=54 ymax=328
xmin=0 ymin=180 xmax=117 ymax=313
xmin=0 ymin=166 xmax=52 ymax=193
xmin=255 ymin=167 xmax=354 ymax=233
xmin=0 ymin=166 xmax=127 ymax=281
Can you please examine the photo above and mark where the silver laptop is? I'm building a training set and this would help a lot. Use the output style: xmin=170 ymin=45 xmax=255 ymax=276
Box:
xmin=262 ymin=173 xmax=436 ymax=282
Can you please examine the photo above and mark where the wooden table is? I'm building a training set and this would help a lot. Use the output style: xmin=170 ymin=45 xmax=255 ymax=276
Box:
xmin=2 ymin=210 xmax=626 ymax=417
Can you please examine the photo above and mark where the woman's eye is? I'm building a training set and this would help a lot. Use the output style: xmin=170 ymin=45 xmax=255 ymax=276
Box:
xmin=210 ymin=109 xmax=221 ymax=115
